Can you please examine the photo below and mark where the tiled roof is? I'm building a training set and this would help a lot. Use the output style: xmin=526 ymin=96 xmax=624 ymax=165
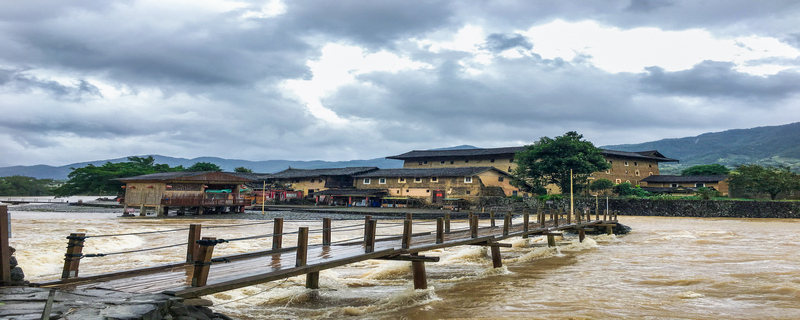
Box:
xmin=387 ymin=146 xmax=678 ymax=162
xmin=267 ymin=167 xmax=378 ymax=179
xmin=117 ymin=171 xmax=252 ymax=182
xmin=641 ymin=175 xmax=728 ymax=183
xmin=354 ymin=167 xmax=505 ymax=178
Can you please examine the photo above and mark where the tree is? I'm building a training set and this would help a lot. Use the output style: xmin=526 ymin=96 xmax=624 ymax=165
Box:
xmin=728 ymin=164 xmax=800 ymax=200
xmin=187 ymin=162 xmax=222 ymax=172
xmin=613 ymin=182 xmax=650 ymax=197
xmin=511 ymin=131 xmax=610 ymax=194
xmin=589 ymin=179 xmax=614 ymax=195
xmin=53 ymin=156 xmax=183 ymax=197
xmin=682 ymin=164 xmax=730 ymax=176
xmin=234 ymin=167 xmax=253 ymax=173
xmin=0 ymin=176 xmax=57 ymax=196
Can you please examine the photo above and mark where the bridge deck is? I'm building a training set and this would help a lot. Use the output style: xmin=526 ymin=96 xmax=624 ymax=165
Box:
xmin=41 ymin=219 xmax=607 ymax=298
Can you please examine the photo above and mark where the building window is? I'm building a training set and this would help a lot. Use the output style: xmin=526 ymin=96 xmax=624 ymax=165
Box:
xmin=671 ymin=183 xmax=678 ymax=188
xmin=418 ymin=161 xmax=423 ymax=165
xmin=424 ymin=161 xmax=428 ymax=164
xmin=649 ymin=164 xmax=652 ymax=168
xmin=431 ymin=177 xmax=438 ymax=182
xmin=696 ymin=183 xmax=705 ymax=188
xmin=426 ymin=190 xmax=430 ymax=193
xmin=635 ymin=170 xmax=640 ymax=176
xmin=615 ymin=179 xmax=622 ymax=184
xmin=414 ymin=177 xmax=422 ymax=183
xmin=625 ymin=170 xmax=629 ymax=175
xmin=626 ymin=180 xmax=631 ymax=183
xmin=379 ymin=178 xmax=386 ymax=184
xmin=508 ymin=167 xmax=512 ymax=172
xmin=512 ymin=190 xmax=518 ymax=196
xmin=465 ymin=160 xmax=469 ymax=163
xmin=466 ymin=190 xmax=471 ymax=195
xmin=649 ymin=172 xmax=653 ymax=176
xmin=509 ymin=159 xmax=513 ymax=163
xmin=609 ymin=160 xmax=612 ymax=164
xmin=440 ymin=161 xmax=445 ymax=164
xmin=397 ymin=190 xmax=400 ymax=194
xmin=464 ymin=177 xmax=473 ymax=183
xmin=606 ymin=169 xmax=610 ymax=174
xmin=498 ymin=177 xmax=504 ymax=182
xmin=490 ymin=159 xmax=495 ymax=163
xmin=634 ymin=162 xmax=638 ymax=166
xmin=450 ymin=161 xmax=454 ymax=164
xmin=399 ymin=178 xmax=406 ymax=183
xmin=624 ymin=161 xmax=629 ymax=166
xmin=363 ymin=178 xmax=371 ymax=184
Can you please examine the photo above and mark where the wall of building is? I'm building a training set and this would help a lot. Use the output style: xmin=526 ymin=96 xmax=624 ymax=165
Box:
xmin=589 ymin=156 xmax=660 ymax=186
xmin=124 ymin=182 xmax=167 ymax=206
xmin=277 ymin=178 xmax=328 ymax=195
xmin=401 ymin=156 xmax=517 ymax=173
xmin=357 ymin=175 xmax=487 ymax=202
xmin=644 ymin=180 xmax=729 ymax=196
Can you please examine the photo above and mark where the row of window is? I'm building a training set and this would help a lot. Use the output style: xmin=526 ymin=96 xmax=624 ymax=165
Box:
xmin=392 ymin=189 xmax=474 ymax=195
xmin=364 ymin=177 xmax=473 ymax=184
xmin=604 ymin=169 xmax=654 ymax=176
xmin=608 ymin=160 xmax=653 ymax=168
xmin=417 ymin=159 xmax=513 ymax=165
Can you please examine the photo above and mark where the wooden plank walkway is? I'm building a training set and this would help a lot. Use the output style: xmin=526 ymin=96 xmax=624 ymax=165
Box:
xmin=36 ymin=212 xmax=619 ymax=299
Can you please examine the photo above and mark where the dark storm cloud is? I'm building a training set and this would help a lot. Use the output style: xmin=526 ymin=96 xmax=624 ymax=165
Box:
xmin=625 ymin=0 xmax=674 ymax=13
xmin=484 ymin=33 xmax=533 ymax=52
xmin=0 ymin=68 xmax=102 ymax=100
xmin=641 ymin=61 xmax=800 ymax=100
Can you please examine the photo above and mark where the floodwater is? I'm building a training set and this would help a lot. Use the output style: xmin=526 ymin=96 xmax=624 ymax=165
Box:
xmin=6 ymin=208 xmax=800 ymax=319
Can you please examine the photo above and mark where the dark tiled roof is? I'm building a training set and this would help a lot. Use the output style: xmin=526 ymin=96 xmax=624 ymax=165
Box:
xmin=641 ymin=175 xmax=728 ymax=183
xmin=600 ymin=149 xmax=679 ymax=162
xmin=354 ymin=167 xmax=505 ymax=178
xmin=117 ymin=171 xmax=252 ymax=183
xmin=386 ymin=147 xmax=526 ymax=160
xmin=387 ymin=146 xmax=678 ymax=162
xmin=267 ymin=167 xmax=378 ymax=179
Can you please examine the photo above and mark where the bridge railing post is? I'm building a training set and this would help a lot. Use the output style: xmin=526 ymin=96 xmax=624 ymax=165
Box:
xmin=402 ymin=219 xmax=412 ymax=249
xmin=522 ymin=211 xmax=529 ymax=239
xmin=470 ymin=215 xmax=478 ymax=238
xmin=272 ymin=218 xmax=283 ymax=250
xmin=191 ymin=237 xmax=216 ymax=287
xmin=436 ymin=218 xmax=444 ymax=244
xmin=322 ymin=218 xmax=331 ymax=246
xmin=363 ymin=215 xmax=372 ymax=246
xmin=444 ymin=213 xmax=451 ymax=234
xmin=186 ymin=224 xmax=201 ymax=263
xmin=365 ymin=220 xmax=376 ymax=253
xmin=61 ymin=233 xmax=85 ymax=279
xmin=296 ymin=227 xmax=309 ymax=267
xmin=0 ymin=206 xmax=9 ymax=284
xmin=489 ymin=211 xmax=495 ymax=228
xmin=503 ymin=213 xmax=510 ymax=236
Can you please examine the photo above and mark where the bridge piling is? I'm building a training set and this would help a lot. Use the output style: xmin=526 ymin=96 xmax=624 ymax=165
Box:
xmin=411 ymin=253 xmax=427 ymax=290
xmin=490 ymin=211 xmax=495 ymax=227
xmin=522 ymin=211 xmax=529 ymax=239
xmin=186 ymin=224 xmax=201 ymax=263
xmin=490 ymin=245 xmax=502 ymax=268
xmin=435 ymin=218 xmax=444 ymax=244
xmin=0 ymin=206 xmax=9 ymax=284
xmin=579 ymin=229 xmax=586 ymax=242
xmin=547 ymin=234 xmax=556 ymax=247
xmin=61 ymin=233 xmax=85 ymax=279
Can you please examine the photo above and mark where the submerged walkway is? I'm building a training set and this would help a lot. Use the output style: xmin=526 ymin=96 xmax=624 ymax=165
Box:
xmin=34 ymin=210 xmax=620 ymax=299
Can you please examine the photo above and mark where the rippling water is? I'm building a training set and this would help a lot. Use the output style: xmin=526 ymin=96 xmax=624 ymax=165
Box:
xmin=7 ymin=209 xmax=800 ymax=319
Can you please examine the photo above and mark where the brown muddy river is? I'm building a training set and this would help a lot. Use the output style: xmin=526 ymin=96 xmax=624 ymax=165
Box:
xmin=7 ymin=209 xmax=800 ymax=319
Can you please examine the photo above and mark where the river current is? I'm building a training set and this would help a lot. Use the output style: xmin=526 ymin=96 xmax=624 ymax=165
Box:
xmin=6 ymin=208 xmax=800 ymax=319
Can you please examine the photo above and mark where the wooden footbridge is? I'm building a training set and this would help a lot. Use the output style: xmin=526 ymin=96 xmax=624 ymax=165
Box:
xmin=10 ymin=208 xmax=619 ymax=299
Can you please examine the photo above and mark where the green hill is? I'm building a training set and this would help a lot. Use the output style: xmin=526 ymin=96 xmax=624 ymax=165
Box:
xmin=603 ymin=122 xmax=800 ymax=174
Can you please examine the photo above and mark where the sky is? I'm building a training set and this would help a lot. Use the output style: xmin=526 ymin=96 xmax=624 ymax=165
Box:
xmin=1 ymin=0 xmax=799 ymax=166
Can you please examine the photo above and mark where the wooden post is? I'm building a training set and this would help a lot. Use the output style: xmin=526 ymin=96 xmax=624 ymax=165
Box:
xmin=296 ymin=227 xmax=309 ymax=267
xmin=522 ymin=211 xmax=529 ymax=238
xmin=444 ymin=213 xmax=451 ymax=234
xmin=470 ymin=215 xmax=478 ymax=238
xmin=272 ymin=218 xmax=283 ymax=250
xmin=0 ymin=206 xmax=9 ymax=284
xmin=540 ymin=209 xmax=546 ymax=228
xmin=490 ymin=211 xmax=495 ymax=227
xmin=468 ymin=212 xmax=474 ymax=231
xmin=365 ymin=220 xmax=376 ymax=253
xmin=547 ymin=234 xmax=556 ymax=247
xmin=567 ymin=209 xmax=571 ymax=224
xmin=306 ymin=271 xmax=319 ymax=289
xmin=186 ymin=224 xmax=202 ymax=263
xmin=191 ymin=237 xmax=216 ymax=287
xmin=61 ymin=233 xmax=85 ymax=279
xmin=595 ymin=196 xmax=600 ymax=221
xmin=606 ymin=225 xmax=613 ymax=235
xmin=503 ymin=213 xmax=510 ymax=236
xmin=603 ymin=208 xmax=608 ymax=221
xmin=579 ymin=229 xmax=586 ymax=242
xmin=405 ymin=213 xmax=412 ymax=221
xmin=411 ymin=253 xmax=427 ymax=290
xmin=402 ymin=219 xmax=412 ymax=249
xmin=490 ymin=245 xmax=502 ymax=268
xmin=322 ymin=218 xmax=331 ymax=246
xmin=363 ymin=215 xmax=372 ymax=245
xmin=436 ymin=218 xmax=444 ymax=244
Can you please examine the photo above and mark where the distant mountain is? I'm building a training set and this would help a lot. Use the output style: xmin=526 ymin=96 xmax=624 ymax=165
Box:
xmin=0 ymin=155 xmax=404 ymax=180
xmin=603 ymin=122 xmax=800 ymax=174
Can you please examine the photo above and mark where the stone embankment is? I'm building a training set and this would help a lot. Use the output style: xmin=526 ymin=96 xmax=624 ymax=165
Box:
xmin=0 ymin=287 xmax=231 ymax=320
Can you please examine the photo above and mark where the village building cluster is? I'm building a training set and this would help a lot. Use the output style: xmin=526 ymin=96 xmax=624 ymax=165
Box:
xmin=119 ymin=146 xmax=730 ymax=216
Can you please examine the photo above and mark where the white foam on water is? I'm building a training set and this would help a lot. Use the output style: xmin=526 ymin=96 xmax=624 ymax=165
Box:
xmin=677 ymin=291 xmax=705 ymax=299
xmin=559 ymin=237 xmax=598 ymax=252
xmin=359 ymin=261 xmax=411 ymax=280
xmin=440 ymin=246 xmax=489 ymax=265
xmin=324 ymin=287 xmax=440 ymax=318
xmin=593 ymin=234 xmax=617 ymax=242
xmin=507 ymin=246 xmax=559 ymax=263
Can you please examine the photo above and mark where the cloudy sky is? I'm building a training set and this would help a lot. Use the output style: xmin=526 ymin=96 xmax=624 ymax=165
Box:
xmin=1 ymin=0 xmax=799 ymax=166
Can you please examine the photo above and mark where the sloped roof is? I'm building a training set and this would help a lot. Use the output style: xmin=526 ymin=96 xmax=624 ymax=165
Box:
xmin=354 ymin=167 xmax=507 ymax=178
xmin=387 ymin=146 xmax=678 ymax=162
xmin=311 ymin=189 xmax=389 ymax=196
xmin=268 ymin=167 xmax=378 ymax=179
xmin=117 ymin=171 xmax=252 ymax=183
xmin=641 ymin=175 xmax=728 ymax=183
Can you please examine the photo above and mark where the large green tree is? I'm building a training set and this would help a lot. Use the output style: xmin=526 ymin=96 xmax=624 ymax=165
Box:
xmin=186 ymin=162 xmax=222 ymax=172
xmin=234 ymin=167 xmax=253 ymax=173
xmin=681 ymin=164 xmax=730 ymax=176
xmin=511 ymin=131 xmax=611 ymax=194
xmin=0 ymin=176 xmax=57 ymax=196
xmin=728 ymin=164 xmax=800 ymax=200
xmin=589 ymin=178 xmax=614 ymax=195
xmin=54 ymin=156 xmax=183 ymax=197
